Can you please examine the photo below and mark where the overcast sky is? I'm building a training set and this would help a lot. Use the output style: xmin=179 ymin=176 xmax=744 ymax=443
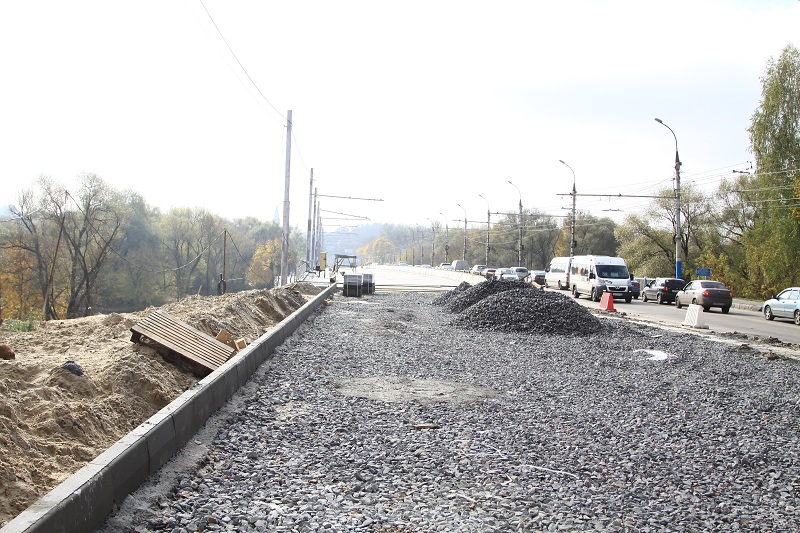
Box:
xmin=2 ymin=1 xmax=799 ymax=233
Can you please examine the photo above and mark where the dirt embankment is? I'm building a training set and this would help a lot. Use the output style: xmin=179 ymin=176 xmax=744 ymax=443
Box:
xmin=0 ymin=283 xmax=323 ymax=526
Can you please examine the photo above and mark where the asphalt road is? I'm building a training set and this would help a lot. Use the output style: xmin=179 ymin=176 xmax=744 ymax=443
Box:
xmin=563 ymin=290 xmax=800 ymax=345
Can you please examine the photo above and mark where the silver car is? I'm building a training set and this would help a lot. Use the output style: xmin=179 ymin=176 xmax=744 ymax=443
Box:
xmin=512 ymin=267 xmax=530 ymax=281
xmin=675 ymin=280 xmax=733 ymax=313
xmin=495 ymin=267 xmax=518 ymax=281
xmin=762 ymin=287 xmax=800 ymax=324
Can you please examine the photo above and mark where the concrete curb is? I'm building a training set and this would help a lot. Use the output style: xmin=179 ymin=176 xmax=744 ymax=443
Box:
xmin=1 ymin=284 xmax=338 ymax=533
xmin=732 ymin=299 xmax=762 ymax=312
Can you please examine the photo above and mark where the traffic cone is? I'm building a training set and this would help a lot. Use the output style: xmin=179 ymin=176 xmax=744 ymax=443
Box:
xmin=599 ymin=292 xmax=616 ymax=312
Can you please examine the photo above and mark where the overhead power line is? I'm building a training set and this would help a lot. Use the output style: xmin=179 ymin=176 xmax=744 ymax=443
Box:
xmin=198 ymin=0 xmax=284 ymax=120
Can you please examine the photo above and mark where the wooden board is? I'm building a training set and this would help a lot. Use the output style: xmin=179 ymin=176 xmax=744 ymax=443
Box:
xmin=130 ymin=310 xmax=235 ymax=372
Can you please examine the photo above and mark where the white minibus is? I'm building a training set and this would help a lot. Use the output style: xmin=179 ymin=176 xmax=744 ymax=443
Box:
xmin=570 ymin=255 xmax=634 ymax=303
xmin=544 ymin=257 xmax=572 ymax=290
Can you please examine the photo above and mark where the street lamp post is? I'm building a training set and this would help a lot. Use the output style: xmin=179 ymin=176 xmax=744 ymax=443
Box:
xmin=559 ymin=160 xmax=577 ymax=258
xmin=478 ymin=194 xmax=490 ymax=266
xmin=655 ymin=118 xmax=682 ymax=280
xmin=439 ymin=212 xmax=449 ymax=264
xmin=410 ymin=228 xmax=416 ymax=266
xmin=427 ymin=218 xmax=436 ymax=266
xmin=508 ymin=180 xmax=523 ymax=267
xmin=457 ymin=204 xmax=468 ymax=262
xmin=417 ymin=226 xmax=424 ymax=264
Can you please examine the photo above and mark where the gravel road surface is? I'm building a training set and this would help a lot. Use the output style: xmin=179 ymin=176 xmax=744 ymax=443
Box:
xmin=98 ymin=286 xmax=800 ymax=532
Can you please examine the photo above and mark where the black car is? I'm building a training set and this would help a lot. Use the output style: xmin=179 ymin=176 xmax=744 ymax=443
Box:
xmin=641 ymin=278 xmax=686 ymax=304
xmin=630 ymin=279 xmax=640 ymax=299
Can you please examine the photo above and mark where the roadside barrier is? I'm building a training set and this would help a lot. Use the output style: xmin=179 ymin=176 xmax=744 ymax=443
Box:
xmin=681 ymin=304 xmax=709 ymax=329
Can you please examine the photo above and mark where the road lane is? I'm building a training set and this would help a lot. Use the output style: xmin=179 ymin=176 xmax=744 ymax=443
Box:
xmin=557 ymin=288 xmax=800 ymax=345
xmin=360 ymin=266 xmax=800 ymax=347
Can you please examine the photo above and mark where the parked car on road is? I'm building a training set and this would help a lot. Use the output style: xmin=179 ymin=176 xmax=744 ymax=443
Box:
xmin=675 ymin=280 xmax=732 ymax=313
xmin=531 ymin=270 xmax=546 ymax=285
xmin=630 ymin=279 xmax=640 ymax=299
xmin=481 ymin=267 xmax=496 ymax=280
xmin=437 ymin=262 xmax=453 ymax=270
xmin=544 ymin=257 xmax=571 ymax=290
xmin=512 ymin=267 xmax=530 ymax=281
xmin=642 ymin=278 xmax=686 ymax=305
xmin=762 ymin=287 xmax=800 ymax=324
xmin=450 ymin=260 xmax=469 ymax=271
xmin=470 ymin=264 xmax=487 ymax=275
xmin=496 ymin=268 xmax=518 ymax=281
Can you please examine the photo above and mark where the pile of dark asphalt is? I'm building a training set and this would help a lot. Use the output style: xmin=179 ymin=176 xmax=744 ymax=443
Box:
xmin=98 ymin=289 xmax=800 ymax=532
xmin=436 ymin=279 xmax=603 ymax=334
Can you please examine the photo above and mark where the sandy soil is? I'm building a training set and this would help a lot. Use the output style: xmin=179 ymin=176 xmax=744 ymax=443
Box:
xmin=0 ymin=283 xmax=324 ymax=526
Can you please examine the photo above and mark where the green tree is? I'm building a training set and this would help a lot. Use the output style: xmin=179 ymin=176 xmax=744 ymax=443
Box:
xmin=615 ymin=184 xmax=711 ymax=279
xmin=96 ymin=191 xmax=166 ymax=311
xmin=247 ymin=239 xmax=280 ymax=287
xmin=57 ymin=173 xmax=124 ymax=318
xmin=357 ymin=236 xmax=396 ymax=264
xmin=743 ymin=44 xmax=800 ymax=297
xmin=159 ymin=208 xmax=222 ymax=300
xmin=3 ymin=174 xmax=125 ymax=319
xmin=556 ymin=212 xmax=618 ymax=257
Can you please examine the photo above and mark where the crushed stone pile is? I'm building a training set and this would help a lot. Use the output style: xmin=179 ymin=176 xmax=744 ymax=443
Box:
xmin=431 ymin=281 xmax=472 ymax=307
xmin=452 ymin=286 xmax=603 ymax=334
xmin=437 ymin=280 xmax=603 ymax=335
xmin=439 ymin=279 xmax=527 ymax=313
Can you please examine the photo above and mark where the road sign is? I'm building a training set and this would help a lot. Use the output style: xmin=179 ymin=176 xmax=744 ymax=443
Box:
xmin=695 ymin=268 xmax=711 ymax=277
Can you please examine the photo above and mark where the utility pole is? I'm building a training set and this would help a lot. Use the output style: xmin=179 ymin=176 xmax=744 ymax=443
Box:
xmin=508 ymin=181 xmax=523 ymax=267
xmin=479 ymin=195 xmax=490 ymax=266
xmin=418 ymin=227 xmax=424 ymax=263
xmin=457 ymin=204 xmax=467 ymax=262
xmin=440 ymin=212 xmax=449 ymax=263
xmin=311 ymin=188 xmax=319 ymax=269
xmin=279 ymin=110 xmax=292 ymax=286
xmin=315 ymin=198 xmax=322 ymax=265
xmin=655 ymin=118 xmax=682 ymax=279
xmin=559 ymin=160 xmax=577 ymax=258
xmin=428 ymin=218 xmax=436 ymax=266
xmin=411 ymin=229 xmax=416 ymax=266
xmin=305 ymin=169 xmax=313 ymax=268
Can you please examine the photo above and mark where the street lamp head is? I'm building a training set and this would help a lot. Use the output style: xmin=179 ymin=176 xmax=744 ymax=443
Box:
xmin=654 ymin=118 xmax=663 ymax=124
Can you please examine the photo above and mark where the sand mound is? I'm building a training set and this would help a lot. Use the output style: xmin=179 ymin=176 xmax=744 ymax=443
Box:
xmin=0 ymin=283 xmax=323 ymax=526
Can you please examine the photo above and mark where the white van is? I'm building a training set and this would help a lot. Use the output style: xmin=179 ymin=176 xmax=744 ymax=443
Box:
xmin=544 ymin=257 xmax=572 ymax=290
xmin=570 ymin=255 xmax=634 ymax=303
xmin=450 ymin=260 xmax=469 ymax=271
